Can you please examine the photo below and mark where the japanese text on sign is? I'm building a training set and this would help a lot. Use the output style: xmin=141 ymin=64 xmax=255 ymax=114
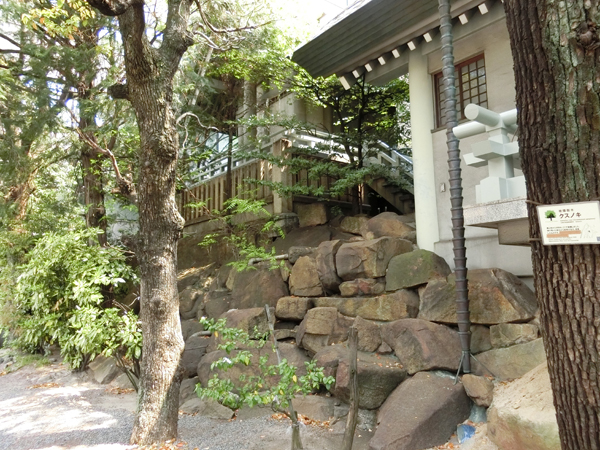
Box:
xmin=537 ymin=201 xmax=600 ymax=245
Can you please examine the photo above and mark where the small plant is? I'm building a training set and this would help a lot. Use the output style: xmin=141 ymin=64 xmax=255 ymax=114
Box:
xmin=196 ymin=315 xmax=334 ymax=450
xmin=187 ymin=195 xmax=285 ymax=271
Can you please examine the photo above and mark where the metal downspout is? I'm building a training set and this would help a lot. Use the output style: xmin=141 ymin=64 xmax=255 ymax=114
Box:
xmin=438 ymin=0 xmax=471 ymax=373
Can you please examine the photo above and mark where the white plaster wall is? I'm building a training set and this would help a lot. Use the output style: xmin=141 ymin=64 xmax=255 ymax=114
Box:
xmin=427 ymin=19 xmax=533 ymax=276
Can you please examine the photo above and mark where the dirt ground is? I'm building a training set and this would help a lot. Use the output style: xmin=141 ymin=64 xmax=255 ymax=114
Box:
xmin=0 ymin=348 xmax=497 ymax=450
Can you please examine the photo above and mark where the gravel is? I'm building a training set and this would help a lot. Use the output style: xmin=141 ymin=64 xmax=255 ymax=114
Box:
xmin=0 ymin=354 xmax=365 ymax=450
xmin=0 ymin=352 xmax=494 ymax=450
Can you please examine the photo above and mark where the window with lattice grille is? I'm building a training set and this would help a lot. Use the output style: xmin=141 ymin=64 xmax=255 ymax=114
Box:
xmin=434 ymin=54 xmax=487 ymax=128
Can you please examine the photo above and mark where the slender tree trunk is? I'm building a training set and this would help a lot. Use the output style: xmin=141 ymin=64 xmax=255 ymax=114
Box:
xmin=341 ymin=327 xmax=359 ymax=450
xmin=5 ymin=169 xmax=37 ymax=222
xmin=83 ymin=0 xmax=193 ymax=444
xmin=505 ymin=2 xmax=600 ymax=448
xmin=81 ymin=147 xmax=108 ymax=246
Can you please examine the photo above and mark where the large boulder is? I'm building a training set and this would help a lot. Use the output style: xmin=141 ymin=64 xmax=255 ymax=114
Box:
xmin=462 ymin=374 xmax=494 ymax=407
xmin=229 ymin=266 xmax=289 ymax=310
xmin=182 ymin=334 xmax=210 ymax=377
xmin=179 ymin=398 xmax=234 ymax=419
xmin=354 ymin=316 xmax=382 ymax=352
xmin=336 ymin=237 xmax=413 ymax=281
xmin=296 ymin=307 xmax=354 ymax=354
xmin=490 ymin=323 xmax=539 ymax=348
xmin=273 ymin=226 xmax=332 ymax=254
xmin=203 ymin=290 xmax=232 ymax=319
xmin=289 ymin=256 xmax=323 ymax=297
xmin=275 ymin=297 xmax=313 ymax=321
xmin=369 ymin=371 xmax=471 ymax=450
xmin=385 ymin=249 xmax=451 ymax=291
xmin=332 ymin=351 xmax=407 ymax=410
xmin=488 ymin=363 xmax=560 ymax=450
xmin=313 ymin=290 xmax=419 ymax=322
xmin=220 ymin=308 xmax=269 ymax=337
xmin=419 ymin=269 xmax=538 ymax=325
xmin=181 ymin=319 xmax=204 ymax=341
xmin=180 ymin=376 xmax=199 ymax=405
xmin=471 ymin=324 xmax=493 ymax=354
xmin=288 ymin=246 xmax=316 ymax=264
xmin=473 ymin=338 xmax=547 ymax=380
xmin=361 ymin=212 xmax=416 ymax=240
xmin=292 ymin=395 xmax=336 ymax=422
xmin=179 ymin=286 xmax=202 ymax=315
xmin=381 ymin=319 xmax=462 ymax=374
xmin=210 ymin=265 xmax=233 ymax=291
xmin=340 ymin=278 xmax=385 ymax=297
xmin=313 ymin=344 xmax=347 ymax=379
xmin=340 ymin=215 xmax=370 ymax=235
xmin=177 ymin=264 xmax=218 ymax=292
xmin=296 ymin=202 xmax=328 ymax=227
xmin=88 ymin=355 xmax=119 ymax=384
xmin=315 ymin=240 xmax=344 ymax=294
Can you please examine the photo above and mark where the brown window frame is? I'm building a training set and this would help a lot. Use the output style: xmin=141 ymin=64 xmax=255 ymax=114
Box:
xmin=434 ymin=54 xmax=487 ymax=128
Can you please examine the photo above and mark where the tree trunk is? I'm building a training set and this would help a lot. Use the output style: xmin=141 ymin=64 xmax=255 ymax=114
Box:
xmin=505 ymin=2 xmax=600 ymax=448
xmin=5 ymin=169 xmax=37 ymax=222
xmin=81 ymin=147 xmax=108 ymax=246
xmin=341 ymin=327 xmax=359 ymax=450
xmin=82 ymin=0 xmax=193 ymax=444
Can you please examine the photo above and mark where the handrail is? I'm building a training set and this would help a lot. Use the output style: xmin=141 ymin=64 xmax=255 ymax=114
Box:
xmin=186 ymin=131 xmax=414 ymax=186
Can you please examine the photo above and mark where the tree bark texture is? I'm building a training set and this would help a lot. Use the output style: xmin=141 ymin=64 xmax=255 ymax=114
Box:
xmin=505 ymin=2 xmax=600 ymax=448
xmin=82 ymin=0 xmax=193 ymax=444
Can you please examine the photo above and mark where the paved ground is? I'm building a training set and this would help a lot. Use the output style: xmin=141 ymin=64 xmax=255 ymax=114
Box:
xmin=0 ymin=349 xmax=373 ymax=450
xmin=0 ymin=349 xmax=496 ymax=450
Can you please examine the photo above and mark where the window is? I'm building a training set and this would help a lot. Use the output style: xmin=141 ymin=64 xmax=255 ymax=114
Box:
xmin=435 ymin=54 xmax=487 ymax=128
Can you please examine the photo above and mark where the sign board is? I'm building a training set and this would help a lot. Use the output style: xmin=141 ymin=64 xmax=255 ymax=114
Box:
xmin=537 ymin=201 xmax=600 ymax=245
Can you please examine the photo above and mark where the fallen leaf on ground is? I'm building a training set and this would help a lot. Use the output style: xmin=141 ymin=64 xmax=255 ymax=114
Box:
xmin=106 ymin=387 xmax=135 ymax=395
xmin=28 ymin=382 xmax=60 ymax=389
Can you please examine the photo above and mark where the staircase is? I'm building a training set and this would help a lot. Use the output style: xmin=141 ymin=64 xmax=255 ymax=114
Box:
xmin=365 ymin=141 xmax=415 ymax=215
xmin=178 ymin=132 xmax=415 ymax=223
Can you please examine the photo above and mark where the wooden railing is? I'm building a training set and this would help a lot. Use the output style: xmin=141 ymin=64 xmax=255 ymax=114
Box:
xmin=177 ymin=137 xmax=413 ymax=225
xmin=178 ymin=159 xmax=273 ymax=224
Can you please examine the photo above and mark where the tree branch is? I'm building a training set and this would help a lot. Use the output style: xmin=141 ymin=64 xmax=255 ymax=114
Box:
xmin=86 ymin=0 xmax=144 ymax=16
xmin=66 ymin=107 xmax=137 ymax=203
xmin=108 ymin=83 xmax=130 ymax=100
xmin=160 ymin=0 xmax=194 ymax=67
xmin=0 ymin=32 xmax=21 ymax=48
xmin=195 ymin=0 xmax=270 ymax=34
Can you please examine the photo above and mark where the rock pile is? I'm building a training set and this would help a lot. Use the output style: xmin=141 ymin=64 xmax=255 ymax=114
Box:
xmin=171 ymin=211 xmax=547 ymax=449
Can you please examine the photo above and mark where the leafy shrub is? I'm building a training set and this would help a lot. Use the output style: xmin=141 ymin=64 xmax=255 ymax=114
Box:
xmin=7 ymin=228 xmax=140 ymax=369
xmin=187 ymin=195 xmax=284 ymax=271
xmin=196 ymin=317 xmax=334 ymax=411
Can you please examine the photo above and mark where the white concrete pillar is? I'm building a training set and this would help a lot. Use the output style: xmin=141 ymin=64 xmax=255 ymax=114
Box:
xmin=409 ymin=48 xmax=439 ymax=251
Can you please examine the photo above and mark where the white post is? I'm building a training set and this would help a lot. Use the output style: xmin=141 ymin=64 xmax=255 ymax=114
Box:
xmin=409 ymin=48 xmax=439 ymax=251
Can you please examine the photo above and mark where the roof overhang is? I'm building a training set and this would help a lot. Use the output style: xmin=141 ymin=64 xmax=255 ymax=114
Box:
xmin=292 ymin=0 xmax=491 ymax=85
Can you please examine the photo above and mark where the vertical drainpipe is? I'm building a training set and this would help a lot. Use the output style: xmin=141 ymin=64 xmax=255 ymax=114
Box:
xmin=438 ymin=0 xmax=471 ymax=373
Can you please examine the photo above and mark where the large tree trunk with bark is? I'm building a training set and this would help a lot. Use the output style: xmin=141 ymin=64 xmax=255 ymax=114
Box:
xmin=505 ymin=2 xmax=600 ymax=448
xmin=85 ymin=0 xmax=193 ymax=444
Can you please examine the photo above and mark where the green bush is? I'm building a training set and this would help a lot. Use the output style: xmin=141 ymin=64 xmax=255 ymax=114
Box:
xmin=196 ymin=317 xmax=334 ymax=411
xmin=6 ymin=228 xmax=140 ymax=369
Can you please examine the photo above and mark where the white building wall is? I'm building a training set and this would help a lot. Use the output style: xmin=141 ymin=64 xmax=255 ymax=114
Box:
xmin=409 ymin=49 xmax=439 ymax=252
xmin=424 ymin=18 xmax=533 ymax=277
